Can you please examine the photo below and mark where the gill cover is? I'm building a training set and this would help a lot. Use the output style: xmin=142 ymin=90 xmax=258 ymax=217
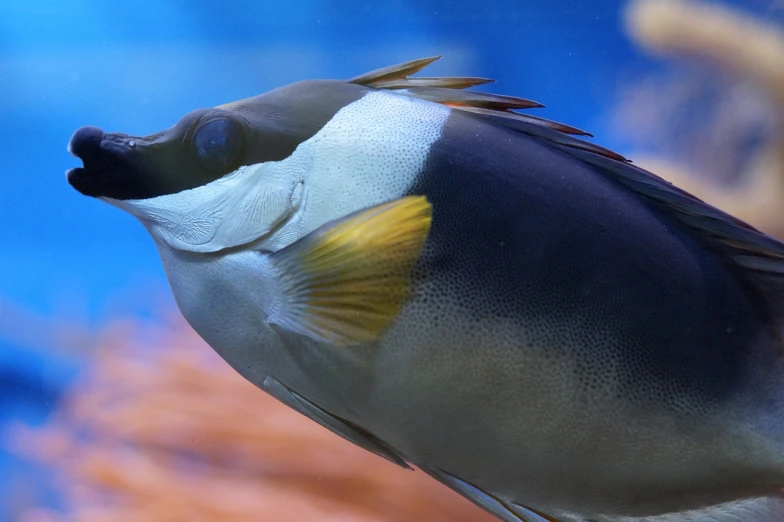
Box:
xmin=109 ymin=160 xmax=303 ymax=253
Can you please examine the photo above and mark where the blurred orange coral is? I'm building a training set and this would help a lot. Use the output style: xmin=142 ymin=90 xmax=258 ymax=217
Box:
xmin=11 ymin=312 xmax=493 ymax=522
xmin=619 ymin=0 xmax=784 ymax=238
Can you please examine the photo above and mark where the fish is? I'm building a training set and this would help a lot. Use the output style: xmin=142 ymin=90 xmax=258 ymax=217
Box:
xmin=65 ymin=55 xmax=784 ymax=521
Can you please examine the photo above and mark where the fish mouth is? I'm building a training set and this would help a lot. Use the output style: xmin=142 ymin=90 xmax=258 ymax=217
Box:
xmin=66 ymin=125 xmax=136 ymax=198
xmin=66 ymin=166 xmax=104 ymax=196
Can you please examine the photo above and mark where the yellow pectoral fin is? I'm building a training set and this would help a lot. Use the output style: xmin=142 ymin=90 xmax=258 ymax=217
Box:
xmin=269 ymin=196 xmax=433 ymax=346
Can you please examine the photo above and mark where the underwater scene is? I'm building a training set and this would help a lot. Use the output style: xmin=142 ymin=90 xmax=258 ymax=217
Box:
xmin=5 ymin=0 xmax=784 ymax=520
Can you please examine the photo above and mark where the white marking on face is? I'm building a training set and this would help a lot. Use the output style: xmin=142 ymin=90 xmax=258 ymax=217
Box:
xmin=104 ymin=160 xmax=303 ymax=253
xmin=260 ymin=90 xmax=451 ymax=251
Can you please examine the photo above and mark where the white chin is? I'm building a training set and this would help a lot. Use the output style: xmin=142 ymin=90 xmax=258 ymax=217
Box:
xmin=102 ymin=162 xmax=304 ymax=254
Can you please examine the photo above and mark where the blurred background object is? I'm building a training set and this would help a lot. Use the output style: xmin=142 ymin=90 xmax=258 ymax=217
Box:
xmin=616 ymin=0 xmax=784 ymax=236
xmin=3 ymin=0 xmax=784 ymax=520
xmin=9 ymin=312 xmax=494 ymax=522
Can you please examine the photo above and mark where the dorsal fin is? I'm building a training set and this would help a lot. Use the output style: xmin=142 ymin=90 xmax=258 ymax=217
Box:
xmin=348 ymin=56 xmax=626 ymax=162
xmin=348 ymin=56 xmax=784 ymax=324
xmin=562 ymin=146 xmax=784 ymax=320
xmin=456 ymin=106 xmax=593 ymax=136
xmin=369 ymin=76 xmax=495 ymax=90
xmin=348 ymin=55 xmax=443 ymax=85
xmin=395 ymin=86 xmax=544 ymax=110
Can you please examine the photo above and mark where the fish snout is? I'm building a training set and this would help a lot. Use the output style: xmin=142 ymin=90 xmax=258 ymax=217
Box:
xmin=67 ymin=126 xmax=139 ymax=197
xmin=69 ymin=124 xmax=107 ymax=157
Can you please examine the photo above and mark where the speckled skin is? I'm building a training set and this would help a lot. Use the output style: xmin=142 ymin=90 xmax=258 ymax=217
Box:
xmin=70 ymin=81 xmax=784 ymax=521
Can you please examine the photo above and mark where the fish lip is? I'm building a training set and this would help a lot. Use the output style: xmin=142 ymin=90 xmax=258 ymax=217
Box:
xmin=65 ymin=166 xmax=84 ymax=185
xmin=66 ymin=162 xmax=117 ymax=197
xmin=66 ymin=166 xmax=98 ymax=196
xmin=66 ymin=165 xmax=101 ymax=182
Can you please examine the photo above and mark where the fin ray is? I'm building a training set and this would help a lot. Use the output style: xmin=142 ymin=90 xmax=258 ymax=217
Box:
xmin=456 ymin=106 xmax=593 ymax=136
xmin=348 ymin=55 xmax=442 ymax=85
xmin=422 ymin=468 xmax=560 ymax=522
xmin=399 ymin=86 xmax=544 ymax=110
xmin=371 ymin=76 xmax=495 ymax=90
xmin=268 ymin=196 xmax=432 ymax=346
xmin=262 ymin=377 xmax=411 ymax=469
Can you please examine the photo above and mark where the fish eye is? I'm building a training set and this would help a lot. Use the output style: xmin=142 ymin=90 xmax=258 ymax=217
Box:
xmin=190 ymin=116 xmax=244 ymax=172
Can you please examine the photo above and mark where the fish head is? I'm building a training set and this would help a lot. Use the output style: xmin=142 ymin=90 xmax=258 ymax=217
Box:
xmin=66 ymin=80 xmax=368 ymax=254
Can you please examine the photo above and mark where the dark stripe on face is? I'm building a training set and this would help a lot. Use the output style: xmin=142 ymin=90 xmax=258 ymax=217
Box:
xmin=406 ymin=108 xmax=772 ymax=411
xmin=67 ymin=80 xmax=369 ymax=200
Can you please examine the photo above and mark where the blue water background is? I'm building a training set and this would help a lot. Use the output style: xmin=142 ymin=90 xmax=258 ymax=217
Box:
xmin=0 ymin=0 xmax=776 ymax=518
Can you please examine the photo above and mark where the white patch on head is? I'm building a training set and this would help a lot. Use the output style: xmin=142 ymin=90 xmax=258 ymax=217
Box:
xmin=259 ymin=90 xmax=451 ymax=251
